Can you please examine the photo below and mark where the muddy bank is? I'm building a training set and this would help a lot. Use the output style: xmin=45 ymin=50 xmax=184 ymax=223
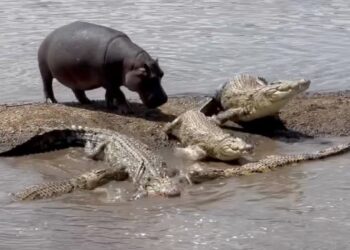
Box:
xmin=0 ymin=91 xmax=349 ymax=152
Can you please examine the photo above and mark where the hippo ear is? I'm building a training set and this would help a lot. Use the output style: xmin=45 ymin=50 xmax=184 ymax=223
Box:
xmin=143 ymin=63 xmax=151 ymax=75
xmin=135 ymin=64 xmax=151 ymax=77
xmin=136 ymin=67 xmax=147 ymax=74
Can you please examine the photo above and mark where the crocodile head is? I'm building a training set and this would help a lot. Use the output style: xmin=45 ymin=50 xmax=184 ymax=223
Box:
xmin=243 ymin=78 xmax=310 ymax=121
xmin=210 ymin=136 xmax=253 ymax=161
xmin=145 ymin=177 xmax=181 ymax=198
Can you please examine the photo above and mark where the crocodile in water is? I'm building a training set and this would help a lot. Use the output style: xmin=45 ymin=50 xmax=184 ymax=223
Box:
xmin=1 ymin=126 xmax=181 ymax=200
xmin=9 ymin=139 xmax=350 ymax=200
xmin=187 ymin=142 xmax=350 ymax=183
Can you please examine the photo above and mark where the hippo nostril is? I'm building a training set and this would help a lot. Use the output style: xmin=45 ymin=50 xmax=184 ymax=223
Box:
xmin=145 ymin=94 xmax=168 ymax=108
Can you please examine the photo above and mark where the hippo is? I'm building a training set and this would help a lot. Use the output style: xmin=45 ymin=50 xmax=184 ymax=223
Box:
xmin=38 ymin=21 xmax=167 ymax=113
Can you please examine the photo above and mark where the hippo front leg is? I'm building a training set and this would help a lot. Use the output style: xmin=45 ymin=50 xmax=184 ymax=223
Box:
xmin=72 ymin=89 xmax=92 ymax=104
xmin=105 ymin=87 xmax=132 ymax=114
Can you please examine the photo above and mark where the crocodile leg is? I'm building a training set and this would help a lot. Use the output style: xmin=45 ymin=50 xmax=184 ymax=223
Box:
xmin=162 ymin=115 xmax=183 ymax=141
xmin=133 ymin=161 xmax=146 ymax=184
xmin=212 ymin=107 xmax=248 ymax=125
xmin=163 ymin=116 xmax=181 ymax=134
xmin=174 ymin=145 xmax=207 ymax=161
xmin=85 ymin=141 xmax=107 ymax=160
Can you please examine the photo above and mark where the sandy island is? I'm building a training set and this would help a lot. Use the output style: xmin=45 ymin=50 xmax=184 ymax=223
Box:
xmin=0 ymin=91 xmax=349 ymax=153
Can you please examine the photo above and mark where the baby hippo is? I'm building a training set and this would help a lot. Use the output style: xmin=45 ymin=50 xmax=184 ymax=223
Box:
xmin=38 ymin=21 xmax=168 ymax=113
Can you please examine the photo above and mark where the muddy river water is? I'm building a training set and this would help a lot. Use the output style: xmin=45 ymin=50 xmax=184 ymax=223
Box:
xmin=1 ymin=0 xmax=350 ymax=249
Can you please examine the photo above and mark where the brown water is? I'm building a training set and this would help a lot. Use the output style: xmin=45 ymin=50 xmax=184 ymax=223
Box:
xmin=0 ymin=136 xmax=350 ymax=250
xmin=1 ymin=0 xmax=350 ymax=249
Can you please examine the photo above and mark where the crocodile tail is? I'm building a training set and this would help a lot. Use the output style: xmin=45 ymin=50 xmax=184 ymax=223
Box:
xmin=306 ymin=142 xmax=350 ymax=160
xmin=189 ymin=142 xmax=350 ymax=182
xmin=13 ymin=168 xmax=128 ymax=201
xmin=13 ymin=180 xmax=75 ymax=201
xmin=254 ymin=142 xmax=350 ymax=170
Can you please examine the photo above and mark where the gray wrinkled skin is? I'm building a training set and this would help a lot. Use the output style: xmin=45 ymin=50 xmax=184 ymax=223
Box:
xmin=164 ymin=110 xmax=253 ymax=161
xmin=202 ymin=74 xmax=311 ymax=123
xmin=2 ymin=126 xmax=180 ymax=200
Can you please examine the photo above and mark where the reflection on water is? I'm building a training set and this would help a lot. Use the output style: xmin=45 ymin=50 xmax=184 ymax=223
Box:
xmin=0 ymin=137 xmax=350 ymax=249
xmin=1 ymin=0 xmax=350 ymax=249
xmin=1 ymin=0 xmax=350 ymax=104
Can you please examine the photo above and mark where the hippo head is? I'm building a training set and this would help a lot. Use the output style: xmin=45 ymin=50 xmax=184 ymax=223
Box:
xmin=124 ymin=59 xmax=168 ymax=108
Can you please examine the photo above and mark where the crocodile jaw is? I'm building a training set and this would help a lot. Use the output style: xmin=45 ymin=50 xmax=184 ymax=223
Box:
xmin=241 ymin=79 xmax=310 ymax=121
xmin=267 ymin=79 xmax=310 ymax=101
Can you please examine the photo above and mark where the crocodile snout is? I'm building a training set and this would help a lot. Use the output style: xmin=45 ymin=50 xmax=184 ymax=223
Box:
xmin=297 ymin=79 xmax=311 ymax=91
xmin=147 ymin=177 xmax=181 ymax=198
xmin=241 ymin=143 xmax=253 ymax=154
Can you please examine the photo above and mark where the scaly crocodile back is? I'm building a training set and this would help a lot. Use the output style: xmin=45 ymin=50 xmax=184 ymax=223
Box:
xmin=226 ymin=74 xmax=267 ymax=90
xmin=166 ymin=110 xmax=252 ymax=161
xmin=218 ymin=74 xmax=267 ymax=112
xmin=172 ymin=110 xmax=231 ymax=145
xmin=0 ymin=126 xmax=169 ymax=178
xmin=5 ymin=126 xmax=180 ymax=199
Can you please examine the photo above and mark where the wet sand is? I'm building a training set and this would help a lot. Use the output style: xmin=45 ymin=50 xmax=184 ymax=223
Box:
xmin=0 ymin=91 xmax=349 ymax=153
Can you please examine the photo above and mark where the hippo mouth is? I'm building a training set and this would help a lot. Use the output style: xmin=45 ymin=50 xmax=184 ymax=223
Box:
xmin=139 ymin=92 xmax=168 ymax=109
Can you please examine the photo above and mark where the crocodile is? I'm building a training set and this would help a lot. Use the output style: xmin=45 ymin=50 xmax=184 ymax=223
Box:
xmin=1 ymin=126 xmax=181 ymax=200
xmin=200 ymin=74 xmax=311 ymax=124
xmin=187 ymin=142 xmax=350 ymax=183
xmin=9 ymin=138 xmax=350 ymax=200
xmin=163 ymin=110 xmax=253 ymax=161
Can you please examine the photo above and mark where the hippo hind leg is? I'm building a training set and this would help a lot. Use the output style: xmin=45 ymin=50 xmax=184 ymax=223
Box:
xmin=72 ymin=89 xmax=92 ymax=104
xmin=39 ymin=61 xmax=57 ymax=103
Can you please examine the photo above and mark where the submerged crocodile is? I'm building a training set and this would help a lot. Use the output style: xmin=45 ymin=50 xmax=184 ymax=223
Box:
xmin=163 ymin=109 xmax=253 ymax=161
xmin=1 ymin=126 xmax=181 ymax=200
xmin=14 ymin=168 xmax=129 ymax=200
xmin=14 ymin=141 xmax=350 ymax=200
xmin=188 ymin=142 xmax=350 ymax=183
xmin=200 ymin=74 xmax=311 ymax=124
